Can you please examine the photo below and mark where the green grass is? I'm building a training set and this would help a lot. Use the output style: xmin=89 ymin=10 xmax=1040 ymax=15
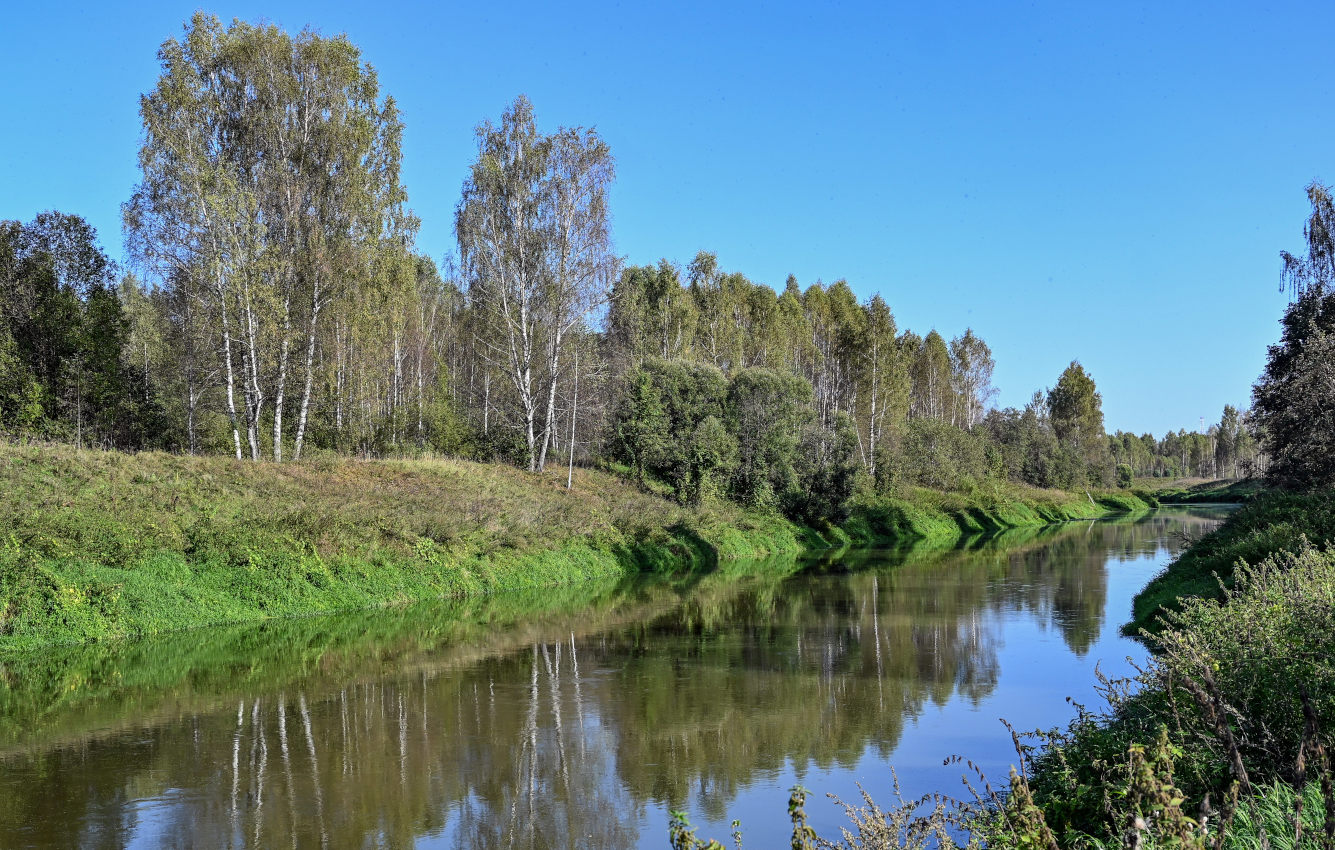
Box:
xmin=848 ymin=481 xmax=1151 ymax=544
xmin=1149 ymin=477 xmax=1265 ymax=505
xmin=1054 ymin=781 xmax=1333 ymax=850
xmin=0 ymin=443 xmax=812 ymax=651
xmin=0 ymin=443 xmax=1153 ymax=652
xmin=1128 ymin=486 xmax=1335 ymax=635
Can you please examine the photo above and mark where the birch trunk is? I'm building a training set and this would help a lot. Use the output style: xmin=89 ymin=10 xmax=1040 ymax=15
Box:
xmin=292 ymin=279 xmax=323 ymax=462
xmin=237 ymin=278 xmax=264 ymax=461
xmin=566 ymin=346 xmax=578 ymax=490
xmin=535 ymin=325 xmax=564 ymax=472
xmin=272 ymin=292 xmax=292 ymax=461
xmin=216 ymin=270 xmax=244 ymax=460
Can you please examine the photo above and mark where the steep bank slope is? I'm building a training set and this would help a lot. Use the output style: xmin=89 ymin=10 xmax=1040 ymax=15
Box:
xmin=0 ymin=444 xmax=814 ymax=651
xmin=0 ymin=444 xmax=1150 ymax=651
xmin=846 ymin=484 xmax=1150 ymax=544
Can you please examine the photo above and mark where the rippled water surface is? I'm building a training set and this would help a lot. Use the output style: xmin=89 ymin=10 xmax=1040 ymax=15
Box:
xmin=0 ymin=507 xmax=1231 ymax=848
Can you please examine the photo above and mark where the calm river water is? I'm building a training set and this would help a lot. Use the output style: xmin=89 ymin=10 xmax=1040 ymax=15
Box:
xmin=0 ymin=507 xmax=1230 ymax=848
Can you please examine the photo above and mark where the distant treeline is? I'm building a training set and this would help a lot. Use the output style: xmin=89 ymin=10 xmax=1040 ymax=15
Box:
xmin=0 ymin=13 xmax=1263 ymax=524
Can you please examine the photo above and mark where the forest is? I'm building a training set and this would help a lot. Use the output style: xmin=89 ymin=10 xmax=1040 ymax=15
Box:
xmin=0 ymin=14 xmax=1261 ymax=528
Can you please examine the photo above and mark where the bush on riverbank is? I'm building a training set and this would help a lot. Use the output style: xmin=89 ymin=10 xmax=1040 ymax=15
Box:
xmin=1008 ymin=543 xmax=1335 ymax=844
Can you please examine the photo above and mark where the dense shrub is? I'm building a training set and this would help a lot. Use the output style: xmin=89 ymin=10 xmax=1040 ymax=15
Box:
xmin=1027 ymin=543 xmax=1335 ymax=842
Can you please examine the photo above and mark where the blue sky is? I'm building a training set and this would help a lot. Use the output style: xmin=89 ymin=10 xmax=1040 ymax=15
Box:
xmin=3 ymin=1 xmax=1327 ymax=435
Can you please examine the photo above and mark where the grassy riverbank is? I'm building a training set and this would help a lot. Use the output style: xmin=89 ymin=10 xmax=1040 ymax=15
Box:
xmin=1149 ymin=477 xmax=1263 ymax=505
xmin=1129 ymin=485 xmax=1335 ymax=634
xmin=0 ymin=443 xmax=1149 ymax=652
xmin=1010 ymin=533 xmax=1335 ymax=848
xmin=847 ymin=483 xmax=1150 ymax=545
xmin=983 ymin=486 xmax=1335 ymax=847
xmin=0 ymin=443 xmax=806 ymax=652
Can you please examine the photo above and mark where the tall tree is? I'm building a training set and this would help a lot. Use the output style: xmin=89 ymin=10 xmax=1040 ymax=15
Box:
xmin=125 ymin=13 xmax=412 ymax=461
xmin=1047 ymin=361 xmax=1108 ymax=484
xmin=910 ymin=330 xmax=952 ymax=422
xmin=1 ymin=214 xmax=159 ymax=447
xmin=860 ymin=295 xmax=905 ymax=477
xmin=949 ymin=328 xmax=996 ymax=429
xmin=1252 ymin=287 xmax=1335 ymax=486
xmin=1251 ymin=182 xmax=1335 ymax=487
xmin=456 ymin=96 xmax=616 ymax=472
xmin=1214 ymin=404 xmax=1240 ymax=478
xmin=1281 ymin=181 xmax=1335 ymax=298
xmin=534 ymin=125 xmax=617 ymax=471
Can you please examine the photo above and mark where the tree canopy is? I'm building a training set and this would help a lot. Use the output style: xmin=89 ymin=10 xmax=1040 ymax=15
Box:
xmin=2 ymin=13 xmax=1269 ymax=524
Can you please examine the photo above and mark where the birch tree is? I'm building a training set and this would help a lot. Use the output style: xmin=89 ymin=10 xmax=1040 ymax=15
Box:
xmin=126 ymin=13 xmax=413 ymax=461
xmin=861 ymin=294 xmax=905 ymax=476
xmin=535 ymin=126 xmax=616 ymax=471
xmin=948 ymin=328 xmax=996 ymax=429
xmin=456 ymin=96 xmax=616 ymax=472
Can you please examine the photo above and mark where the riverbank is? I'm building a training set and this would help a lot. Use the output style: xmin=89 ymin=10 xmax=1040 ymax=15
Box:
xmin=1128 ymin=484 xmax=1332 ymax=634
xmin=1003 ymin=487 xmax=1335 ymax=848
xmin=846 ymin=484 xmax=1151 ymax=545
xmin=0 ymin=443 xmax=1151 ymax=651
xmin=1149 ymin=477 xmax=1263 ymax=505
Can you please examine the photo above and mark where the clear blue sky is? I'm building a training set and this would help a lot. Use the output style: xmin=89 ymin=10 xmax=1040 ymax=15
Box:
xmin=3 ymin=1 xmax=1326 ymax=436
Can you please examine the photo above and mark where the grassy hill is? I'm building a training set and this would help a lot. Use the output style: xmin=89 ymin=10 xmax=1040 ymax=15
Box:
xmin=0 ymin=443 xmax=1151 ymax=651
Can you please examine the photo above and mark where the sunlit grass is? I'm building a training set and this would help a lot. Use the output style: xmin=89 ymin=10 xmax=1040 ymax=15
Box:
xmin=0 ymin=442 xmax=804 ymax=651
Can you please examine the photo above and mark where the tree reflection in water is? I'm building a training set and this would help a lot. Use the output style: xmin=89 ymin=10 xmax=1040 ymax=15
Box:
xmin=0 ymin=508 xmax=1229 ymax=849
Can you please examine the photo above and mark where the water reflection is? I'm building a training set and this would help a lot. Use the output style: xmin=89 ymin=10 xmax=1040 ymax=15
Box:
xmin=0 ymin=508 xmax=1229 ymax=849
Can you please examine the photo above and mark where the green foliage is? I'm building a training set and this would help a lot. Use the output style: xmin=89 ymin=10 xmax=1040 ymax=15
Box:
xmin=0 ymin=215 xmax=163 ymax=447
xmin=424 ymin=369 xmax=477 ymax=457
xmin=668 ymin=811 xmax=737 ymax=850
xmin=727 ymin=367 xmax=812 ymax=512
xmin=1117 ymin=463 xmax=1134 ymax=489
xmin=889 ymin=418 xmax=989 ymax=491
xmin=688 ymin=415 xmax=738 ymax=505
xmin=611 ymin=358 xmax=727 ymax=494
xmin=611 ymin=361 xmax=867 ymax=523
xmin=1130 ymin=487 xmax=1335 ymax=633
xmin=1048 ymin=361 xmax=1112 ymax=485
xmin=0 ymin=328 xmax=43 ymax=431
xmin=609 ymin=260 xmax=695 ymax=367
xmin=1253 ymin=284 xmax=1335 ymax=487
xmin=790 ymin=412 xmax=861 ymax=523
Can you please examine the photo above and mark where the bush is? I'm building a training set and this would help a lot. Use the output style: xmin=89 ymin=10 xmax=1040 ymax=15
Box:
xmin=889 ymin=418 xmax=988 ymax=492
xmin=1116 ymin=463 xmax=1133 ymax=489
xmin=1029 ymin=543 xmax=1335 ymax=841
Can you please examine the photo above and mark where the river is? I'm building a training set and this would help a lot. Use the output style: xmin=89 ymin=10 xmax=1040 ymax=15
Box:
xmin=0 ymin=506 xmax=1230 ymax=848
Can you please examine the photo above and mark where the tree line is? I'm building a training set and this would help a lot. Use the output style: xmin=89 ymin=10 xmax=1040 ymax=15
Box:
xmin=0 ymin=14 xmax=1265 ymax=522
